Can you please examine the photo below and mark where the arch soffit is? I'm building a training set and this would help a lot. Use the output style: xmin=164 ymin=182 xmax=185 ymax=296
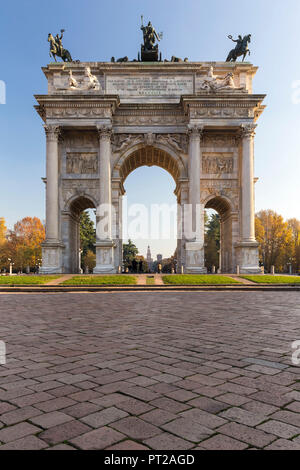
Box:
xmin=64 ymin=193 xmax=98 ymax=214
xmin=113 ymin=142 xmax=187 ymax=183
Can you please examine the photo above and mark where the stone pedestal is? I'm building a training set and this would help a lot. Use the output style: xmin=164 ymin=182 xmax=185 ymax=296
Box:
xmin=185 ymin=242 xmax=207 ymax=274
xmin=40 ymin=242 xmax=64 ymax=274
xmin=235 ymin=241 xmax=260 ymax=274
xmin=94 ymin=241 xmax=115 ymax=274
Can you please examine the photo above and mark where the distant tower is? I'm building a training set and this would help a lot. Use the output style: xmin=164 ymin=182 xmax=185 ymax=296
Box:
xmin=146 ymin=245 xmax=153 ymax=271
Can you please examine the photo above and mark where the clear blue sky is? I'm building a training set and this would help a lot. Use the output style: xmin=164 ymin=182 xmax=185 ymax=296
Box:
xmin=0 ymin=0 xmax=299 ymax=258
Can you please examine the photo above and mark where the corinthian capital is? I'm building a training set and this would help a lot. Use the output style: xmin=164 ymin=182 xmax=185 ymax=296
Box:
xmin=97 ymin=124 xmax=113 ymax=140
xmin=44 ymin=125 xmax=61 ymax=141
xmin=240 ymin=124 xmax=256 ymax=139
xmin=187 ymin=124 xmax=204 ymax=140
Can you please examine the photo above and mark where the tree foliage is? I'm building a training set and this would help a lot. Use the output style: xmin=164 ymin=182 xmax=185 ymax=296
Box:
xmin=123 ymin=239 xmax=139 ymax=269
xmin=80 ymin=211 xmax=96 ymax=257
xmin=0 ymin=218 xmax=7 ymax=245
xmin=0 ymin=217 xmax=45 ymax=271
xmin=255 ymin=210 xmax=296 ymax=273
xmin=204 ymin=212 xmax=220 ymax=270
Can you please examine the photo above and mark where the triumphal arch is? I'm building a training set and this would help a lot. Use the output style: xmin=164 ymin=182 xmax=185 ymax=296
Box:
xmin=35 ymin=38 xmax=265 ymax=274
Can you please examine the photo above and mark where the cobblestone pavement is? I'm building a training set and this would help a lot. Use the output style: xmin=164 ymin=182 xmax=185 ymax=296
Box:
xmin=0 ymin=292 xmax=299 ymax=450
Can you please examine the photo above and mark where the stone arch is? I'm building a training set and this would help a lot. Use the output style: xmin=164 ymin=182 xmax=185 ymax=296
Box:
xmin=113 ymin=143 xmax=187 ymax=183
xmin=65 ymin=194 xmax=97 ymax=214
xmin=62 ymin=194 xmax=97 ymax=274
xmin=204 ymin=195 xmax=235 ymax=273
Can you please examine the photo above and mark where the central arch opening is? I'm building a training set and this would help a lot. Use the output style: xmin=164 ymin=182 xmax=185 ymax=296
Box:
xmin=118 ymin=146 xmax=182 ymax=273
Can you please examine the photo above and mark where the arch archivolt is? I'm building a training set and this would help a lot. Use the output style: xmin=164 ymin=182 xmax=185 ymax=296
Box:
xmin=64 ymin=192 xmax=98 ymax=214
xmin=112 ymin=140 xmax=187 ymax=183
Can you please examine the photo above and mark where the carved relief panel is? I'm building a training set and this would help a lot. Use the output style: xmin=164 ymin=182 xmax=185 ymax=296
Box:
xmin=66 ymin=152 xmax=98 ymax=174
xmin=202 ymin=153 xmax=234 ymax=174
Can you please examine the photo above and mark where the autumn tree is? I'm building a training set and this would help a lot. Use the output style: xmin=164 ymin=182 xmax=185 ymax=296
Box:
xmin=1 ymin=217 xmax=45 ymax=272
xmin=255 ymin=210 xmax=294 ymax=272
xmin=0 ymin=218 xmax=6 ymax=245
xmin=82 ymin=249 xmax=96 ymax=273
xmin=287 ymin=218 xmax=300 ymax=272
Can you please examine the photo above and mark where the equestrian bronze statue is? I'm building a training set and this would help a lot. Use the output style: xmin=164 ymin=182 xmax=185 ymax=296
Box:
xmin=48 ymin=29 xmax=73 ymax=62
xmin=226 ymin=34 xmax=251 ymax=62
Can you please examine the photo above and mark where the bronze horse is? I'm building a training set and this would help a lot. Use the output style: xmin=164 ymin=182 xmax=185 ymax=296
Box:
xmin=48 ymin=33 xmax=72 ymax=62
xmin=226 ymin=34 xmax=251 ymax=62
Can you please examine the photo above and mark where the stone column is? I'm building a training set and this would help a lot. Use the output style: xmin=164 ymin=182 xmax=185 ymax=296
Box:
xmin=241 ymin=125 xmax=256 ymax=242
xmin=94 ymin=125 xmax=115 ymax=273
xmin=235 ymin=124 xmax=260 ymax=274
xmin=45 ymin=125 xmax=60 ymax=241
xmin=185 ymin=125 xmax=206 ymax=273
xmin=40 ymin=125 xmax=64 ymax=274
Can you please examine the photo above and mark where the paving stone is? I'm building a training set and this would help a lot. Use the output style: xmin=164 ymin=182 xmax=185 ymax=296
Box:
xmin=165 ymin=389 xmax=198 ymax=402
xmin=30 ymin=411 xmax=74 ymax=428
xmin=140 ymin=409 xmax=177 ymax=426
xmin=270 ymin=410 xmax=300 ymax=428
xmin=115 ymin=397 xmax=154 ymax=415
xmin=180 ymin=408 xmax=227 ymax=429
xmin=111 ymin=416 xmax=161 ymax=440
xmin=219 ymin=407 xmax=265 ymax=426
xmin=265 ymin=439 xmax=300 ymax=450
xmin=200 ymin=434 xmax=249 ymax=450
xmin=81 ymin=407 xmax=128 ymax=428
xmin=242 ymin=358 xmax=288 ymax=370
xmin=162 ymin=417 xmax=213 ymax=442
xmin=62 ymin=402 xmax=102 ymax=419
xmin=35 ymin=397 xmax=78 ymax=412
xmin=187 ymin=397 xmax=229 ymax=413
xmin=217 ymin=422 xmax=276 ymax=448
xmin=0 ymin=435 xmax=48 ymax=450
xmin=0 ymin=422 xmax=40 ymax=443
xmin=257 ymin=420 xmax=299 ymax=439
xmin=144 ymin=432 xmax=194 ymax=450
xmin=38 ymin=420 xmax=91 ymax=445
xmin=0 ymin=406 xmax=42 ymax=425
xmin=70 ymin=426 xmax=125 ymax=450
xmin=106 ymin=440 xmax=149 ymax=450
xmin=150 ymin=397 xmax=190 ymax=414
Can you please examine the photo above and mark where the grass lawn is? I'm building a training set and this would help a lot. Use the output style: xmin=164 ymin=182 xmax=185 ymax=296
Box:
xmin=146 ymin=276 xmax=155 ymax=285
xmin=241 ymin=275 xmax=300 ymax=284
xmin=61 ymin=275 xmax=137 ymax=285
xmin=0 ymin=275 xmax=60 ymax=285
xmin=162 ymin=275 xmax=240 ymax=285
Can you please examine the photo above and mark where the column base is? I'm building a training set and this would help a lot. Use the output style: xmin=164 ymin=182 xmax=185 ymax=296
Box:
xmin=185 ymin=242 xmax=207 ymax=274
xmin=235 ymin=241 xmax=260 ymax=274
xmin=94 ymin=241 xmax=117 ymax=274
xmin=40 ymin=241 xmax=64 ymax=274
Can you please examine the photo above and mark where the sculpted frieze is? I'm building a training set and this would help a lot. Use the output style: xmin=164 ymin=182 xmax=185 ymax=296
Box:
xmin=46 ymin=106 xmax=111 ymax=119
xmin=66 ymin=152 xmax=98 ymax=174
xmin=202 ymin=153 xmax=234 ymax=174
xmin=190 ymin=107 xmax=252 ymax=119
xmin=112 ymin=133 xmax=188 ymax=154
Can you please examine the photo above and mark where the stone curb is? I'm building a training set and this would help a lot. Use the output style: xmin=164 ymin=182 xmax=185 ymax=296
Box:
xmin=0 ymin=285 xmax=300 ymax=293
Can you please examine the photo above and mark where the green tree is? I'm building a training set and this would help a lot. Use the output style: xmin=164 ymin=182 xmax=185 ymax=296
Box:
xmin=80 ymin=211 xmax=96 ymax=257
xmin=123 ymin=239 xmax=139 ymax=269
xmin=204 ymin=213 xmax=220 ymax=270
